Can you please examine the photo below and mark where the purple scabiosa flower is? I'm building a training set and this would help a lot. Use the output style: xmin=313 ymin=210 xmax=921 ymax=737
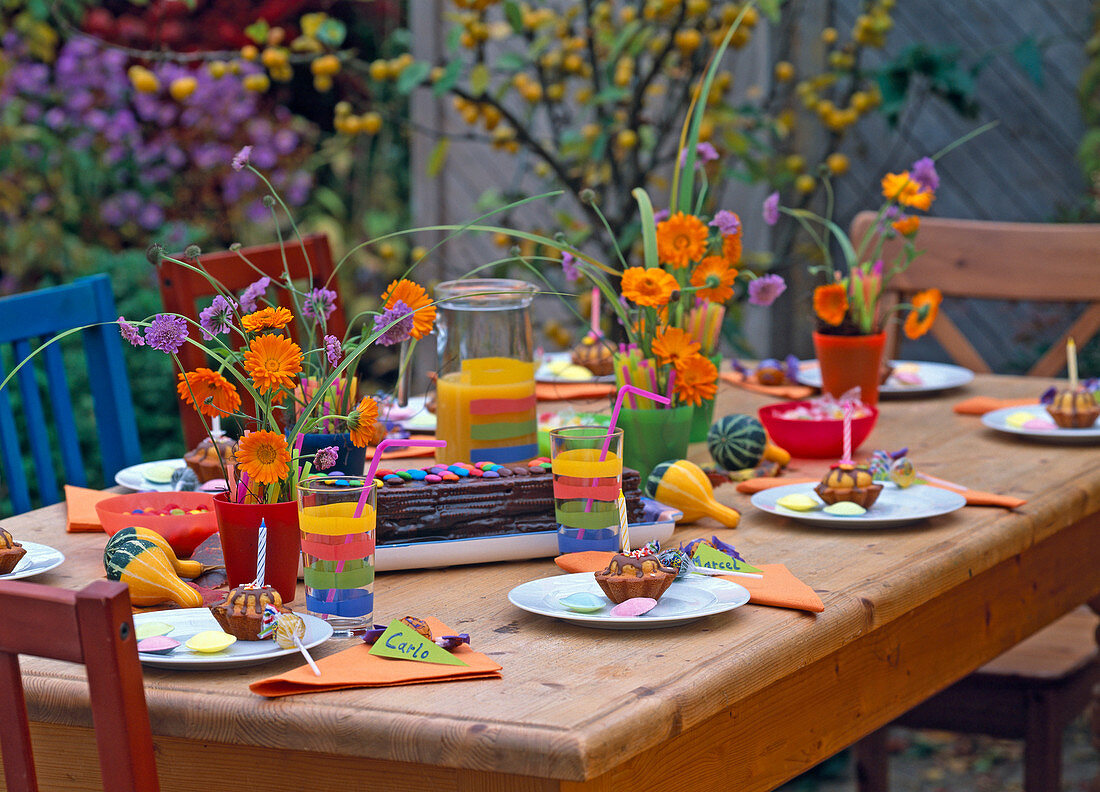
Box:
xmin=710 ymin=210 xmax=741 ymax=236
xmin=784 ymin=354 xmax=800 ymax=383
xmin=303 ymin=287 xmax=337 ymax=322
xmin=653 ymin=208 xmax=671 ymax=224
xmin=871 ymin=259 xmax=884 ymax=277
xmin=118 ymin=316 xmax=145 ymax=347
xmin=238 ymin=276 xmax=270 ymax=313
xmin=748 ymin=274 xmax=787 ymax=307
xmin=763 ymin=192 xmax=780 ymax=226
xmin=730 ymin=358 xmax=750 ymax=376
xmin=324 ymin=334 xmax=342 ymax=367
xmin=199 ymin=295 xmax=235 ymax=340
xmin=314 ymin=446 xmax=339 ymax=471
xmin=561 ymin=252 xmax=579 ymax=282
xmin=143 ymin=314 xmax=188 ymax=354
xmin=679 ymin=142 xmax=719 ymax=170
xmin=372 ymin=300 xmax=414 ymax=347
xmin=910 ymin=156 xmax=939 ymax=192
xmin=231 ymin=145 xmax=252 ymax=171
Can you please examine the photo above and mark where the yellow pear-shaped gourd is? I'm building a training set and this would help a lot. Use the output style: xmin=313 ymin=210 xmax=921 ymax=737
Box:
xmin=644 ymin=460 xmax=740 ymax=528
xmin=104 ymin=527 xmax=205 ymax=579
xmin=105 ymin=538 xmax=204 ymax=608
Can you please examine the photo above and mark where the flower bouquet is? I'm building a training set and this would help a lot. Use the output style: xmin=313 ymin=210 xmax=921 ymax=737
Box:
xmin=118 ymin=150 xmax=436 ymax=506
xmin=761 ymin=123 xmax=992 ymax=403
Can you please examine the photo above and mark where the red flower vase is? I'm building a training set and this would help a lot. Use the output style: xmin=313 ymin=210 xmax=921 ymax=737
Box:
xmin=812 ymin=331 xmax=887 ymax=406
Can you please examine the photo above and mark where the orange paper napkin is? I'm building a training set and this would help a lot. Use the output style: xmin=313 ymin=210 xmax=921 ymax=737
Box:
xmin=554 ymin=552 xmax=824 ymax=613
xmin=250 ymin=617 xmax=501 ymax=698
xmin=720 ymin=371 xmax=815 ymax=400
xmin=64 ymin=484 xmax=114 ymax=532
xmin=735 ymin=476 xmax=1026 ymax=509
xmin=953 ymin=396 xmax=1037 ymax=416
xmin=536 ymin=381 xmax=616 ymax=402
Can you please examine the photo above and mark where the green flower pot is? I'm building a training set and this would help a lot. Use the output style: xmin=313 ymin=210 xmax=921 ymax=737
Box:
xmin=619 ymin=404 xmax=694 ymax=482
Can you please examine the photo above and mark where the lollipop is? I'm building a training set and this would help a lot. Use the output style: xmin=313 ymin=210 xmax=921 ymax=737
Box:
xmin=259 ymin=605 xmax=320 ymax=676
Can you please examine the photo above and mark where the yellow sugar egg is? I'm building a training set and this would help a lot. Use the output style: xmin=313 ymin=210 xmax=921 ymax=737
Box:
xmin=776 ymin=494 xmax=821 ymax=512
xmin=186 ymin=631 xmax=237 ymax=654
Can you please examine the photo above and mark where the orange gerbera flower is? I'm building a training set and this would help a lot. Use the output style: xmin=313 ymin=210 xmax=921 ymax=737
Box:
xmin=672 ymin=353 xmax=718 ymax=407
xmin=892 ymin=215 xmax=920 ymax=236
xmin=722 ymin=232 xmax=742 ymax=267
xmin=651 ymin=326 xmax=701 ymax=367
xmin=690 ymin=255 xmax=737 ymax=303
xmin=235 ymin=430 xmax=291 ymax=485
xmin=621 ymin=267 xmax=677 ymax=307
xmin=241 ymin=306 xmax=293 ymax=333
xmin=347 ymin=396 xmax=381 ymax=448
xmin=656 ymin=212 xmax=709 ymax=268
xmin=243 ymin=333 xmax=302 ymax=396
xmin=813 ymin=283 xmax=850 ymax=326
xmin=904 ymin=288 xmax=942 ymax=340
xmin=176 ymin=367 xmax=241 ymax=418
xmin=881 ymin=171 xmax=934 ymax=211
xmin=381 ymin=279 xmax=435 ymax=340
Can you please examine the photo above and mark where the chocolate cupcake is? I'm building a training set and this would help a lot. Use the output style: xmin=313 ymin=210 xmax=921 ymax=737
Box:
xmin=0 ymin=528 xmax=26 ymax=575
xmin=1046 ymin=388 xmax=1100 ymax=429
xmin=184 ymin=434 xmax=237 ymax=483
xmin=210 ymin=585 xmax=284 ymax=640
xmin=594 ymin=552 xmax=676 ymax=604
xmin=815 ymin=463 xmax=883 ymax=508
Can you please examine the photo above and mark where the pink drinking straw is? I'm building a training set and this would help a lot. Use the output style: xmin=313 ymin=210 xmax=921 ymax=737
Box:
xmin=840 ymin=403 xmax=854 ymax=465
xmin=590 ymin=287 xmax=602 ymax=338
xmin=236 ymin=470 xmax=250 ymax=503
xmin=358 ymin=437 xmax=448 ymax=518
xmin=664 ymin=368 xmax=677 ymax=408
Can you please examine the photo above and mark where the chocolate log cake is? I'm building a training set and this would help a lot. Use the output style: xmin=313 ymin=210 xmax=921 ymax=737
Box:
xmin=374 ymin=458 xmax=646 ymax=544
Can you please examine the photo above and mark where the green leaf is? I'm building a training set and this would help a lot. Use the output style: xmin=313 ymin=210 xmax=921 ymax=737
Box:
xmin=432 ymin=59 xmax=463 ymax=97
xmin=470 ymin=63 xmax=490 ymax=96
xmin=1012 ymin=36 xmax=1044 ymax=88
xmin=445 ymin=25 xmax=463 ymax=54
xmin=637 ymin=124 xmax=656 ymax=152
xmin=495 ymin=52 xmax=527 ymax=72
xmin=427 ymin=139 xmax=450 ymax=177
xmin=632 ymin=189 xmax=659 ymax=270
xmin=396 ymin=60 xmax=432 ymax=94
xmin=591 ymin=87 xmax=630 ymax=105
xmin=757 ymin=0 xmax=783 ymax=24
xmin=504 ymin=0 xmax=524 ymax=33
xmin=245 ymin=19 xmax=269 ymax=46
xmin=316 ymin=18 xmax=347 ymax=48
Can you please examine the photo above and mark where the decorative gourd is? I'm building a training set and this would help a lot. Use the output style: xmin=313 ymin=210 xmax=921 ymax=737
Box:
xmin=645 ymin=460 xmax=740 ymax=528
xmin=104 ymin=527 xmax=204 ymax=579
xmin=105 ymin=538 xmax=204 ymax=608
xmin=707 ymin=414 xmax=767 ymax=471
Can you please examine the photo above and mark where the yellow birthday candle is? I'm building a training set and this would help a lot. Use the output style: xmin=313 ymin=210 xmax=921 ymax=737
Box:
xmin=644 ymin=459 xmax=740 ymax=527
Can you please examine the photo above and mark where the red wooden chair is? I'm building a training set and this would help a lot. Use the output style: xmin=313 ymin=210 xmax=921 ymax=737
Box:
xmin=157 ymin=233 xmax=349 ymax=448
xmin=0 ymin=579 xmax=159 ymax=792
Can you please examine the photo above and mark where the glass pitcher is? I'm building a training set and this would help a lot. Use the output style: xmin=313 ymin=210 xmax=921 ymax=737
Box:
xmin=433 ymin=278 xmax=538 ymax=465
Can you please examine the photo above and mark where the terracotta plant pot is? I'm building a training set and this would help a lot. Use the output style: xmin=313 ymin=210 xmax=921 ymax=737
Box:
xmin=812 ymin=331 xmax=887 ymax=406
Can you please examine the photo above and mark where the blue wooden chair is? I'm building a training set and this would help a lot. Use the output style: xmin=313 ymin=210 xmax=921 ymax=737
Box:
xmin=0 ymin=275 xmax=140 ymax=514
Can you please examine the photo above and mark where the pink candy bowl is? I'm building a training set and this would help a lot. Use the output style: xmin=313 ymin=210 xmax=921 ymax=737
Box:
xmin=758 ymin=401 xmax=879 ymax=459
xmin=96 ymin=491 xmax=218 ymax=557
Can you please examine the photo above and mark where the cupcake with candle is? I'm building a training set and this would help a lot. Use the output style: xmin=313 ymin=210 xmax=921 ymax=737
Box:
xmin=1044 ymin=340 xmax=1099 ymax=428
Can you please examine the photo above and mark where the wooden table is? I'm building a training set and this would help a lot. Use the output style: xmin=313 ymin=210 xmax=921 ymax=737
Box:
xmin=4 ymin=375 xmax=1099 ymax=792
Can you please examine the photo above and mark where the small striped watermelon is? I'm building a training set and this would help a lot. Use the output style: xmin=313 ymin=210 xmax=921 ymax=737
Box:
xmin=707 ymin=414 xmax=767 ymax=471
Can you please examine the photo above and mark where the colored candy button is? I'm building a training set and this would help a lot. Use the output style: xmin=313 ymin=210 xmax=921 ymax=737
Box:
xmin=776 ymin=494 xmax=820 ymax=512
xmin=823 ymin=501 xmax=867 ymax=516
xmin=559 ymin=592 xmax=605 ymax=613
xmin=135 ymin=621 xmax=174 ymax=640
xmin=425 ymin=474 xmax=442 ymax=483
xmin=185 ymin=631 xmax=237 ymax=653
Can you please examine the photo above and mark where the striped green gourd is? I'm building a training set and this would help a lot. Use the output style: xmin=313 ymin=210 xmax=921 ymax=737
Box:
xmin=707 ymin=414 xmax=767 ymax=471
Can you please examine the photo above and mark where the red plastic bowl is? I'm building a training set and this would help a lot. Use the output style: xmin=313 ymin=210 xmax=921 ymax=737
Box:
xmin=758 ymin=401 xmax=879 ymax=459
xmin=96 ymin=491 xmax=218 ymax=558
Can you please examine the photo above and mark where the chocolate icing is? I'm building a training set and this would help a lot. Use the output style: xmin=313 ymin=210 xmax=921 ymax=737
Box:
xmin=376 ymin=467 xmax=646 ymax=544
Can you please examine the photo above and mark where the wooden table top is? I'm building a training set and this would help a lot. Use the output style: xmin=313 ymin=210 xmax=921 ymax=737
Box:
xmin=6 ymin=374 xmax=1100 ymax=791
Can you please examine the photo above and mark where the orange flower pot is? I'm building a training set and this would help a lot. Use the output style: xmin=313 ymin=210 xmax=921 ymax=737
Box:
xmin=812 ymin=331 xmax=887 ymax=406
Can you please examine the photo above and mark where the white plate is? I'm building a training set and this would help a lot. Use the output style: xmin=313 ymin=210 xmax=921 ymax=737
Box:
xmin=536 ymin=351 xmax=616 ymax=384
xmin=115 ymin=458 xmax=187 ymax=492
xmin=750 ymin=482 xmax=967 ymax=529
xmin=508 ymin=572 xmax=750 ymax=629
xmin=0 ymin=541 xmax=65 ymax=581
xmin=375 ymin=498 xmax=680 ymax=571
xmin=796 ymin=360 xmax=974 ymax=396
xmin=981 ymin=404 xmax=1100 ymax=443
xmin=133 ymin=608 xmax=333 ymax=670
xmin=380 ymin=395 xmax=437 ymax=432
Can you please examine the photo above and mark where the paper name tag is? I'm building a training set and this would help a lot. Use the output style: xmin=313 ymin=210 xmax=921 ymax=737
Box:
xmin=368 ymin=620 xmax=468 ymax=666
xmin=692 ymin=543 xmax=762 ymax=574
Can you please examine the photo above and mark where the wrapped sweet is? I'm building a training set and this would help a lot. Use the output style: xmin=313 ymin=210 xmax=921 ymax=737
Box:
xmin=0 ymin=528 xmax=27 ymax=575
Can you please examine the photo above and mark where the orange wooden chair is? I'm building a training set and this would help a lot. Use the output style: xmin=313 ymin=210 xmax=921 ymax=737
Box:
xmin=0 ymin=579 xmax=159 ymax=792
xmin=849 ymin=211 xmax=1100 ymax=377
xmin=157 ymin=233 xmax=348 ymax=448
xmin=848 ymin=212 xmax=1100 ymax=792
